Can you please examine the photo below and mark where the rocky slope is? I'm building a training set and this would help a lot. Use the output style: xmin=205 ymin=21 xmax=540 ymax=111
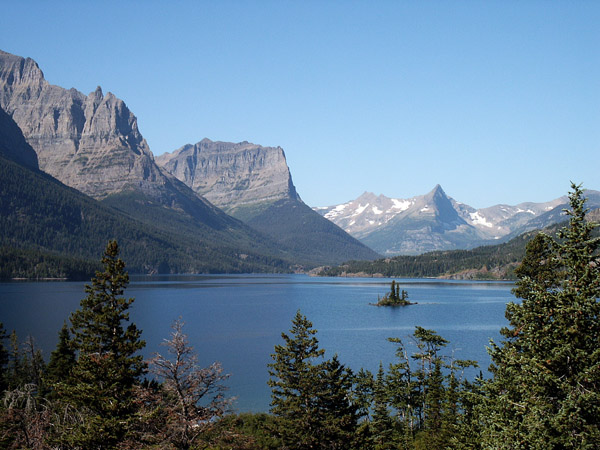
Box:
xmin=0 ymin=50 xmax=246 ymax=230
xmin=157 ymin=139 xmax=299 ymax=218
xmin=316 ymin=185 xmax=599 ymax=255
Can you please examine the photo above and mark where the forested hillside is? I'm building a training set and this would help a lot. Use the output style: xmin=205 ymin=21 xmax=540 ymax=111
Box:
xmin=0 ymin=154 xmax=292 ymax=278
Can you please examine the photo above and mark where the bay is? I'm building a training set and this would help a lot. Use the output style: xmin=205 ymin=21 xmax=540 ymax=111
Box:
xmin=0 ymin=274 xmax=515 ymax=412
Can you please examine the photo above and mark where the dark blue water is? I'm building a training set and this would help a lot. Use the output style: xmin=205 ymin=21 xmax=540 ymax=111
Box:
xmin=0 ymin=274 xmax=514 ymax=412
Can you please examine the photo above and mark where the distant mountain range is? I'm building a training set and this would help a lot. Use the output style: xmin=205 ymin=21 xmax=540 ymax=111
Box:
xmin=315 ymin=185 xmax=600 ymax=255
xmin=0 ymin=49 xmax=377 ymax=274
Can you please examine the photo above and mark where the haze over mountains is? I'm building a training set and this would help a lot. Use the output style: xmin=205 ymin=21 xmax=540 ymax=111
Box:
xmin=0 ymin=49 xmax=377 ymax=273
xmin=315 ymin=185 xmax=600 ymax=255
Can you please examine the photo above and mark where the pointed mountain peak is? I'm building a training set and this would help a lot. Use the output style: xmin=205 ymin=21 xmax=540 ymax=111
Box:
xmin=0 ymin=49 xmax=45 ymax=86
xmin=356 ymin=191 xmax=378 ymax=203
xmin=90 ymin=86 xmax=104 ymax=101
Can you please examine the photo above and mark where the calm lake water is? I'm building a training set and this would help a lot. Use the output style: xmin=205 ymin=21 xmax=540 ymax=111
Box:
xmin=0 ymin=274 xmax=515 ymax=412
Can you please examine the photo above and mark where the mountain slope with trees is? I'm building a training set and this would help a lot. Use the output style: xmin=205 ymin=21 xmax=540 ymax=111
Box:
xmin=0 ymin=107 xmax=293 ymax=277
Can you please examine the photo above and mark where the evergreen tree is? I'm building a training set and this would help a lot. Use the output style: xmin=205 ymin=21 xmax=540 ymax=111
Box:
xmin=268 ymin=311 xmax=358 ymax=449
xmin=483 ymin=184 xmax=600 ymax=448
xmin=268 ymin=310 xmax=325 ymax=449
xmin=45 ymin=322 xmax=76 ymax=393
xmin=316 ymin=355 xmax=359 ymax=449
xmin=369 ymin=362 xmax=394 ymax=449
xmin=57 ymin=240 xmax=146 ymax=449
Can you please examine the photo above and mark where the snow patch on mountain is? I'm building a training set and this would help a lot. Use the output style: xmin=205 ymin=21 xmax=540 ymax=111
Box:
xmin=469 ymin=212 xmax=493 ymax=228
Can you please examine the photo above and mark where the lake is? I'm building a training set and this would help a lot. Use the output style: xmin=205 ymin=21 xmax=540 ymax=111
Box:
xmin=0 ymin=274 xmax=515 ymax=412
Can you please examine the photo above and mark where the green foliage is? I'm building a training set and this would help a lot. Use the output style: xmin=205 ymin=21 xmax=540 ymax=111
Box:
xmin=45 ymin=322 xmax=76 ymax=393
xmin=56 ymin=241 xmax=146 ymax=449
xmin=483 ymin=184 xmax=600 ymax=449
xmin=318 ymin=225 xmax=570 ymax=279
xmin=267 ymin=310 xmax=359 ymax=449
xmin=0 ymin=154 xmax=292 ymax=276
xmin=246 ymin=198 xmax=380 ymax=267
xmin=375 ymin=280 xmax=412 ymax=306
xmin=352 ymin=327 xmax=479 ymax=449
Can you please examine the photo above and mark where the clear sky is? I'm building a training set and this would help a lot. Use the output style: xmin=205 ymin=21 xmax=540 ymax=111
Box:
xmin=1 ymin=1 xmax=598 ymax=209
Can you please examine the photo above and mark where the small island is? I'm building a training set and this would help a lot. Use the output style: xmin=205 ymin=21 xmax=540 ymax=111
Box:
xmin=374 ymin=280 xmax=415 ymax=306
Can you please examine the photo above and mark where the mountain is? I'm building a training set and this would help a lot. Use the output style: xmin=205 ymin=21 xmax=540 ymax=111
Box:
xmin=316 ymin=185 xmax=600 ymax=255
xmin=157 ymin=138 xmax=380 ymax=265
xmin=0 ymin=49 xmax=378 ymax=267
xmin=0 ymin=49 xmax=307 ymax=270
xmin=317 ymin=210 xmax=600 ymax=280
xmin=0 ymin=104 xmax=292 ymax=276
xmin=156 ymin=139 xmax=299 ymax=220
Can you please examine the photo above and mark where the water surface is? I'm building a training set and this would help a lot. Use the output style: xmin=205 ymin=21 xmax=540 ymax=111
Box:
xmin=0 ymin=274 xmax=515 ymax=411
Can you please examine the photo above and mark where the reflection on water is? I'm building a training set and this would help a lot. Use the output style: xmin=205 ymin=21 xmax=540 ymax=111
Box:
xmin=0 ymin=274 xmax=515 ymax=412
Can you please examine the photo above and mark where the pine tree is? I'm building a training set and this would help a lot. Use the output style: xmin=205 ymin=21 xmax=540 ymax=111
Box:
xmin=268 ymin=311 xmax=358 ymax=449
xmin=316 ymin=355 xmax=359 ymax=449
xmin=268 ymin=310 xmax=325 ymax=449
xmin=57 ymin=240 xmax=146 ymax=449
xmin=483 ymin=184 xmax=600 ymax=449
xmin=370 ymin=362 xmax=395 ymax=449
xmin=45 ymin=322 xmax=76 ymax=395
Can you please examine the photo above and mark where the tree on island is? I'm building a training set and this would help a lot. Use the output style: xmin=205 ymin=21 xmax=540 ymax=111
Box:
xmin=375 ymin=280 xmax=413 ymax=306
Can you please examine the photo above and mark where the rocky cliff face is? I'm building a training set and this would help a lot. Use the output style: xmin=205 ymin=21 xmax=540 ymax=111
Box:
xmin=156 ymin=139 xmax=299 ymax=216
xmin=0 ymin=50 xmax=170 ymax=199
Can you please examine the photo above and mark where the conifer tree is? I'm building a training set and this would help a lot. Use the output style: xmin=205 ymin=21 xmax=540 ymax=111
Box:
xmin=268 ymin=310 xmax=325 ymax=449
xmin=45 ymin=322 xmax=76 ymax=393
xmin=58 ymin=240 xmax=146 ymax=449
xmin=317 ymin=354 xmax=359 ymax=449
xmin=370 ymin=362 xmax=394 ymax=449
xmin=268 ymin=311 xmax=358 ymax=449
xmin=483 ymin=184 xmax=600 ymax=448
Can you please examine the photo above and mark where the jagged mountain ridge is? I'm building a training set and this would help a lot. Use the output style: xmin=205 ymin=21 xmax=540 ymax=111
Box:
xmin=0 ymin=50 xmax=247 ymax=231
xmin=315 ymin=185 xmax=598 ymax=255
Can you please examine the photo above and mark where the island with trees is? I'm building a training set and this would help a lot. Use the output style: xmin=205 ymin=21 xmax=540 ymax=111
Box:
xmin=374 ymin=280 xmax=415 ymax=306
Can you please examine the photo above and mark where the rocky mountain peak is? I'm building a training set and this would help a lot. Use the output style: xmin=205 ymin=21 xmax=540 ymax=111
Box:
xmin=0 ymin=50 xmax=165 ymax=198
xmin=156 ymin=138 xmax=300 ymax=216
xmin=0 ymin=50 xmax=45 ymax=89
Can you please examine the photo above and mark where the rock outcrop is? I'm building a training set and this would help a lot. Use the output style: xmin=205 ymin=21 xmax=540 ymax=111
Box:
xmin=157 ymin=139 xmax=299 ymax=217
xmin=0 ymin=49 xmax=176 ymax=200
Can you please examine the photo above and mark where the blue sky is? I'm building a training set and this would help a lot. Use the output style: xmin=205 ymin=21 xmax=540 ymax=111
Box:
xmin=1 ymin=1 xmax=598 ymax=208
